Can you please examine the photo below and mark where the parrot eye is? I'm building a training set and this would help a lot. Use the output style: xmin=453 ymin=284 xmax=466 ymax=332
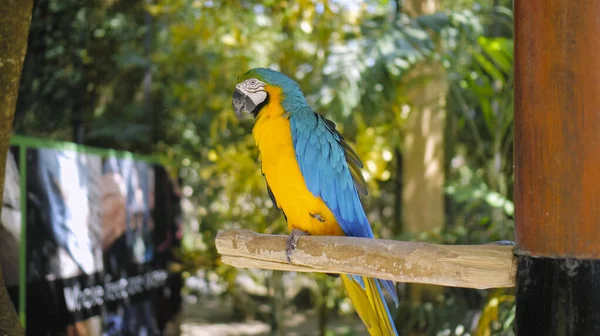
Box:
xmin=245 ymin=78 xmax=263 ymax=92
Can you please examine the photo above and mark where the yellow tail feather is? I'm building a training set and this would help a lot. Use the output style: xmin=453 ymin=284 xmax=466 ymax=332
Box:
xmin=341 ymin=274 xmax=397 ymax=336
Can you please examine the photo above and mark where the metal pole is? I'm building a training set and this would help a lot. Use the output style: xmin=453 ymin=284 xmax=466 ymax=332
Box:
xmin=514 ymin=0 xmax=600 ymax=334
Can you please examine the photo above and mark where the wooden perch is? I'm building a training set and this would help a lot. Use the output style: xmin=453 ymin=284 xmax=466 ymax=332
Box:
xmin=216 ymin=229 xmax=517 ymax=289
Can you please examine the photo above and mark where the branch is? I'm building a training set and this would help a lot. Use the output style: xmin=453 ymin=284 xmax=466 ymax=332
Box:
xmin=216 ymin=229 xmax=517 ymax=289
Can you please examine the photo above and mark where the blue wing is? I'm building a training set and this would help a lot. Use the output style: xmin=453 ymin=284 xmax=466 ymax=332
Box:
xmin=291 ymin=109 xmax=371 ymax=238
xmin=290 ymin=106 xmax=399 ymax=306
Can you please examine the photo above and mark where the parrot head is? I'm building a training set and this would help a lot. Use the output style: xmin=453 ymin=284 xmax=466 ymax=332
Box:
xmin=232 ymin=67 xmax=304 ymax=118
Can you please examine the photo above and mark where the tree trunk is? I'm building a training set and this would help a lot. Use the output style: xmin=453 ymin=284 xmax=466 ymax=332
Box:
xmin=401 ymin=59 xmax=447 ymax=336
xmin=400 ymin=1 xmax=447 ymax=335
xmin=402 ymin=61 xmax=447 ymax=235
xmin=401 ymin=0 xmax=446 ymax=243
xmin=0 ymin=0 xmax=34 ymax=335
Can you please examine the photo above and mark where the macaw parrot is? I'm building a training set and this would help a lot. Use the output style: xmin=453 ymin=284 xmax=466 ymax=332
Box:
xmin=232 ymin=68 xmax=399 ymax=336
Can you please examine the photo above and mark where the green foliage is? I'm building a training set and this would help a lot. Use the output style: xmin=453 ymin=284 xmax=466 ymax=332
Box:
xmin=14 ymin=0 xmax=516 ymax=334
xmin=15 ymin=0 xmax=153 ymax=148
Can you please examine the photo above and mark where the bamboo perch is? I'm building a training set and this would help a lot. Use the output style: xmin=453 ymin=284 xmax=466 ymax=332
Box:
xmin=216 ymin=229 xmax=517 ymax=289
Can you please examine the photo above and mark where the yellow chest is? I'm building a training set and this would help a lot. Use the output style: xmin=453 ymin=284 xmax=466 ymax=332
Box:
xmin=251 ymin=89 xmax=344 ymax=236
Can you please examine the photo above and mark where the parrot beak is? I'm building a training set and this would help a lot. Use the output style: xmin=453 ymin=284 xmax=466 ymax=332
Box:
xmin=233 ymin=88 xmax=260 ymax=118
xmin=232 ymin=88 xmax=248 ymax=118
xmin=232 ymin=86 xmax=267 ymax=118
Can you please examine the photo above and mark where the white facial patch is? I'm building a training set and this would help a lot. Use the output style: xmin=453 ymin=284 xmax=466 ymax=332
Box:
xmin=243 ymin=78 xmax=266 ymax=92
xmin=247 ymin=91 xmax=267 ymax=106
xmin=237 ymin=78 xmax=267 ymax=108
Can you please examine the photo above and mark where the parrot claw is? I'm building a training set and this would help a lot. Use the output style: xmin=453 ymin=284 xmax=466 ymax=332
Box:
xmin=286 ymin=229 xmax=309 ymax=264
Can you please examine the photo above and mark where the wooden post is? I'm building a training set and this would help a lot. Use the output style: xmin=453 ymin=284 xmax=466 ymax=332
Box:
xmin=514 ymin=1 xmax=600 ymax=334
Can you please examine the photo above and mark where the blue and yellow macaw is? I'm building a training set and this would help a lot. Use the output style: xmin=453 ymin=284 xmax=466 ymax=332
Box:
xmin=232 ymin=68 xmax=399 ymax=335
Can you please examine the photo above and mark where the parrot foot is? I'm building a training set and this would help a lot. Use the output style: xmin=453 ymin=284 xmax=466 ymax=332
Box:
xmin=286 ymin=228 xmax=309 ymax=264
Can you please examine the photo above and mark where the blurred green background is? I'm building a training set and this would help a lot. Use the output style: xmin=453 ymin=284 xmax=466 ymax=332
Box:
xmin=13 ymin=0 xmax=515 ymax=335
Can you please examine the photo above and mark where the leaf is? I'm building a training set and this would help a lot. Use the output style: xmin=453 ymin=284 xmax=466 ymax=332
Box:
xmin=480 ymin=98 xmax=495 ymax=135
xmin=479 ymin=36 xmax=513 ymax=74
xmin=474 ymin=52 xmax=504 ymax=81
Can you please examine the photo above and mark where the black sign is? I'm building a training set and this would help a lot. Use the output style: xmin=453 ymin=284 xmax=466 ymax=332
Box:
xmin=1 ymin=137 xmax=182 ymax=335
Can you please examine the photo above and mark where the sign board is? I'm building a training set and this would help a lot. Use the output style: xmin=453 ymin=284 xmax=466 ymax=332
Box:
xmin=1 ymin=136 xmax=182 ymax=335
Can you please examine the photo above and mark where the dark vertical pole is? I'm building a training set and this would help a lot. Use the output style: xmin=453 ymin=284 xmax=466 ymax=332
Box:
xmin=72 ymin=28 xmax=85 ymax=144
xmin=72 ymin=115 xmax=84 ymax=144
xmin=144 ymin=0 xmax=154 ymax=147
xmin=514 ymin=0 xmax=600 ymax=335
